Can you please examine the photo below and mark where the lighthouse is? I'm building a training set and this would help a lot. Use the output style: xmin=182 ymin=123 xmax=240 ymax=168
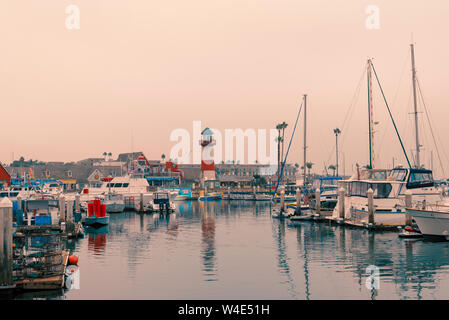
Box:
xmin=200 ymin=128 xmax=216 ymax=186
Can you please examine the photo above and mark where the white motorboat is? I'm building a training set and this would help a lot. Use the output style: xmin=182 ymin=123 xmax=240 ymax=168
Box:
xmin=332 ymin=167 xmax=442 ymax=226
xmin=254 ymin=194 xmax=271 ymax=201
xmin=407 ymin=203 xmax=449 ymax=239
xmin=105 ymin=193 xmax=126 ymax=213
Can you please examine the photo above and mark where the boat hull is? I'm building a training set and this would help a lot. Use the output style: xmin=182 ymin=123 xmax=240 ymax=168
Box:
xmin=409 ymin=208 xmax=449 ymax=239
xmin=105 ymin=203 xmax=125 ymax=213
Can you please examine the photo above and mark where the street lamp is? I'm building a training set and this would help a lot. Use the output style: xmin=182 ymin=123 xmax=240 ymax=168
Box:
xmin=333 ymin=128 xmax=341 ymax=177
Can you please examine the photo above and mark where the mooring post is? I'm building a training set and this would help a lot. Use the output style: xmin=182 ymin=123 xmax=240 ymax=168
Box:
xmin=296 ymin=188 xmax=301 ymax=215
xmin=75 ymin=194 xmax=80 ymax=213
xmin=280 ymin=189 xmax=285 ymax=212
xmin=368 ymin=188 xmax=374 ymax=225
xmin=405 ymin=190 xmax=412 ymax=226
xmin=0 ymin=197 xmax=13 ymax=290
xmin=253 ymin=186 xmax=256 ymax=200
xmin=140 ymin=193 xmax=144 ymax=212
xmin=67 ymin=199 xmax=74 ymax=230
xmin=59 ymin=195 xmax=66 ymax=223
xmin=338 ymin=187 xmax=345 ymax=220
xmin=227 ymin=187 xmax=230 ymax=200
xmin=315 ymin=188 xmax=321 ymax=216
xmin=16 ymin=195 xmax=22 ymax=211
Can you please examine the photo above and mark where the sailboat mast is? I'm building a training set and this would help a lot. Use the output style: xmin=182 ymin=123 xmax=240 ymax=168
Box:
xmin=367 ymin=59 xmax=375 ymax=169
xmin=411 ymin=43 xmax=421 ymax=168
xmin=303 ymin=94 xmax=307 ymax=188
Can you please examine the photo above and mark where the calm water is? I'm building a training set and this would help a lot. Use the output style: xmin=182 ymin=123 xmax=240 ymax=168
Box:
xmin=13 ymin=201 xmax=449 ymax=300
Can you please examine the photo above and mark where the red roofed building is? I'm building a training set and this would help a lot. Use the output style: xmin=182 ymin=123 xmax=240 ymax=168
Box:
xmin=0 ymin=163 xmax=11 ymax=187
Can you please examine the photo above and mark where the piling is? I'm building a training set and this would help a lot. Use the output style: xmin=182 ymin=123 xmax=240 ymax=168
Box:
xmin=59 ymin=196 xmax=66 ymax=223
xmin=253 ymin=186 xmax=256 ymax=200
xmin=17 ymin=195 xmax=22 ymax=211
xmin=315 ymin=188 xmax=321 ymax=217
xmin=280 ymin=189 xmax=285 ymax=212
xmin=75 ymin=194 xmax=80 ymax=213
xmin=227 ymin=187 xmax=230 ymax=199
xmin=405 ymin=190 xmax=412 ymax=226
xmin=0 ymin=197 xmax=14 ymax=290
xmin=66 ymin=200 xmax=74 ymax=233
xmin=338 ymin=187 xmax=345 ymax=220
xmin=139 ymin=193 xmax=144 ymax=212
xmin=367 ymin=188 xmax=374 ymax=225
xmin=295 ymin=188 xmax=301 ymax=215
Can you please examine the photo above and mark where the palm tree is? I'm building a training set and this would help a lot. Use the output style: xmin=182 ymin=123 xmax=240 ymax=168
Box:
xmin=276 ymin=124 xmax=283 ymax=177
xmin=161 ymin=154 xmax=166 ymax=162
xmin=333 ymin=128 xmax=341 ymax=176
xmin=103 ymin=152 xmax=107 ymax=160
xmin=306 ymin=162 xmax=314 ymax=183
xmin=328 ymin=164 xmax=336 ymax=176
xmin=280 ymin=122 xmax=288 ymax=164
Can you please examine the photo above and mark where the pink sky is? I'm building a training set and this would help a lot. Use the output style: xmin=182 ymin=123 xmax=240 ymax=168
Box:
xmin=1 ymin=1 xmax=449 ymax=177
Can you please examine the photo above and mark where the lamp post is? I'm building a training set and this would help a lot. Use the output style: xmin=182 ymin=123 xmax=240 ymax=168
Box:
xmin=334 ymin=128 xmax=341 ymax=177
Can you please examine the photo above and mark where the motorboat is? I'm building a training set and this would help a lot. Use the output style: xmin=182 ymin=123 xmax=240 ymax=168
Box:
xmin=407 ymin=202 xmax=449 ymax=239
xmin=331 ymin=167 xmax=442 ymax=226
xmin=105 ymin=193 xmax=125 ymax=213
xmin=146 ymin=192 xmax=175 ymax=212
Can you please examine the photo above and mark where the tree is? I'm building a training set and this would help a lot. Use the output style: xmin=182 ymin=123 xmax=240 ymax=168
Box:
xmin=333 ymin=128 xmax=341 ymax=176
xmin=306 ymin=162 xmax=314 ymax=182
xmin=328 ymin=164 xmax=336 ymax=176
xmin=161 ymin=154 xmax=166 ymax=162
xmin=276 ymin=124 xmax=283 ymax=177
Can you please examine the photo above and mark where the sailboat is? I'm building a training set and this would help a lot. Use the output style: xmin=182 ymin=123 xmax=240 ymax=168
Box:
xmin=331 ymin=46 xmax=441 ymax=227
xmin=272 ymin=95 xmax=305 ymax=219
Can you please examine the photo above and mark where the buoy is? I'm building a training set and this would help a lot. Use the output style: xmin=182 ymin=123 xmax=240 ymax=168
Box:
xmin=68 ymin=255 xmax=79 ymax=265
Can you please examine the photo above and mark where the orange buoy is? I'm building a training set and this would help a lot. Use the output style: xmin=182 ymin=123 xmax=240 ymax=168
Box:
xmin=68 ymin=255 xmax=79 ymax=265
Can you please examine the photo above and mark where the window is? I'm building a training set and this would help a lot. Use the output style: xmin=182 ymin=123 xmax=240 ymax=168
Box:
xmin=114 ymin=183 xmax=123 ymax=188
xmin=388 ymin=168 xmax=407 ymax=182
xmin=123 ymin=183 xmax=129 ymax=188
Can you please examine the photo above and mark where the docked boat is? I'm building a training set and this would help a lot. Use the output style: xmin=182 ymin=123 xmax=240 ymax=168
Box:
xmin=105 ymin=193 xmax=125 ymax=213
xmin=332 ymin=167 xmax=441 ymax=226
xmin=146 ymin=192 xmax=175 ymax=212
xmin=83 ymin=199 xmax=109 ymax=227
xmin=407 ymin=204 xmax=449 ymax=239
xmin=198 ymin=192 xmax=222 ymax=201
xmin=254 ymin=194 xmax=271 ymax=201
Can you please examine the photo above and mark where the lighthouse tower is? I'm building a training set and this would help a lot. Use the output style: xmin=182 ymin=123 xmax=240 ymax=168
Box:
xmin=200 ymin=128 xmax=216 ymax=186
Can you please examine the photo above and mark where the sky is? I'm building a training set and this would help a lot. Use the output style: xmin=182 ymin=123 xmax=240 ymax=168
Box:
xmin=1 ymin=0 xmax=449 ymax=177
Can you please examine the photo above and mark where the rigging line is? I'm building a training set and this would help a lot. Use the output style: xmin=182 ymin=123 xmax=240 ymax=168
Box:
xmin=378 ymin=49 xmax=410 ymax=151
xmin=325 ymin=66 xmax=366 ymax=165
xmin=416 ymin=77 xmax=446 ymax=177
xmin=370 ymin=61 xmax=412 ymax=169
xmin=272 ymin=99 xmax=304 ymax=198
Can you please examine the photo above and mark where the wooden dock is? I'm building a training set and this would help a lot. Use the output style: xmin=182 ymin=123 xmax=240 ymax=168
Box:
xmin=15 ymin=250 xmax=69 ymax=290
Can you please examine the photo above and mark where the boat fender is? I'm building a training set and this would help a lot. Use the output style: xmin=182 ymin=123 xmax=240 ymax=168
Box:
xmin=64 ymin=275 xmax=72 ymax=289
xmin=68 ymin=255 xmax=79 ymax=265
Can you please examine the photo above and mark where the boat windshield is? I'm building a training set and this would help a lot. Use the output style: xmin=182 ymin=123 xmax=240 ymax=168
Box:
xmin=388 ymin=168 xmax=408 ymax=182
xmin=407 ymin=169 xmax=434 ymax=189
xmin=349 ymin=181 xmax=392 ymax=198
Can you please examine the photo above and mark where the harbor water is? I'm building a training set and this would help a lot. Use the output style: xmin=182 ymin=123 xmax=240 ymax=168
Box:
xmin=13 ymin=201 xmax=449 ymax=300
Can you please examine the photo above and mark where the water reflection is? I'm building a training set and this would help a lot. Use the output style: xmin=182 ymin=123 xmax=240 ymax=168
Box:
xmin=12 ymin=201 xmax=449 ymax=300
xmin=86 ymin=226 xmax=108 ymax=255
xmin=200 ymin=201 xmax=217 ymax=282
